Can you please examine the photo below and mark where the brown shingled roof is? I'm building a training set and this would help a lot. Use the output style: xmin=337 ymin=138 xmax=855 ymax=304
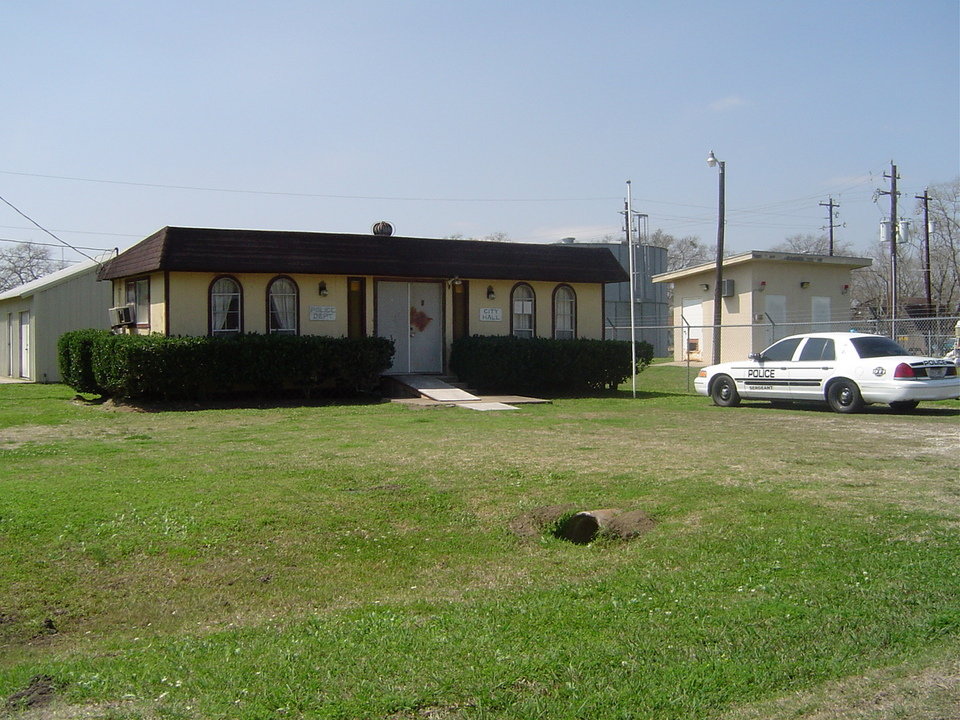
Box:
xmin=97 ymin=227 xmax=628 ymax=284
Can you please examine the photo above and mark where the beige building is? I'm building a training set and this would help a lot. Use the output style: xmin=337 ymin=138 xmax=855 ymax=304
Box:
xmin=0 ymin=258 xmax=114 ymax=382
xmin=653 ymin=251 xmax=872 ymax=363
xmin=97 ymin=227 xmax=627 ymax=375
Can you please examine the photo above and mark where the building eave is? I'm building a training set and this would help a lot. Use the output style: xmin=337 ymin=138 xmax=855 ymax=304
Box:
xmin=652 ymin=250 xmax=873 ymax=284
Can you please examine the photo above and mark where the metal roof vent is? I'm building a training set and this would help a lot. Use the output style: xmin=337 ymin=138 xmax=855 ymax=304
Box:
xmin=372 ymin=221 xmax=394 ymax=237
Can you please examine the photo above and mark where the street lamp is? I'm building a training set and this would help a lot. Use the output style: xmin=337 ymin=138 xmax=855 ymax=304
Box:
xmin=706 ymin=150 xmax=725 ymax=364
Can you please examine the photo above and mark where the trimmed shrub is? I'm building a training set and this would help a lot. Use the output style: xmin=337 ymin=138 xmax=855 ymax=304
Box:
xmin=449 ymin=335 xmax=652 ymax=394
xmin=57 ymin=331 xmax=394 ymax=401
xmin=57 ymin=329 xmax=111 ymax=395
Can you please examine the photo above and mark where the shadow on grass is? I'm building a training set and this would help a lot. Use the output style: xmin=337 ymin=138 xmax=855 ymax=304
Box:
xmin=77 ymin=393 xmax=390 ymax=413
xmin=726 ymin=400 xmax=960 ymax=417
xmin=530 ymin=389 xmax=695 ymax=401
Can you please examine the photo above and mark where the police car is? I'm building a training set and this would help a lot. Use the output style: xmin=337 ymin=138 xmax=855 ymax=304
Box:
xmin=695 ymin=332 xmax=960 ymax=413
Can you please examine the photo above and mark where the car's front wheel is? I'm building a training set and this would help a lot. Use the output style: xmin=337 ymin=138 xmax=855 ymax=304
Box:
xmin=711 ymin=374 xmax=741 ymax=407
xmin=826 ymin=379 xmax=864 ymax=413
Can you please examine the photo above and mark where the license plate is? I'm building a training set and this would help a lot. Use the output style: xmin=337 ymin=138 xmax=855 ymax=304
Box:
xmin=928 ymin=367 xmax=947 ymax=379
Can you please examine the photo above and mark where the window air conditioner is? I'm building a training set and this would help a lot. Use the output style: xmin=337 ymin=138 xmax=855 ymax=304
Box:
xmin=721 ymin=279 xmax=735 ymax=297
xmin=109 ymin=305 xmax=135 ymax=326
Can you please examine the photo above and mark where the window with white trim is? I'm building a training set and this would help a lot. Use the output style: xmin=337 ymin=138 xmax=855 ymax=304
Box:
xmin=125 ymin=278 xmax=150 ymax=329
xmin=512 ymin=284 xmax=535 ymax=338
xmin=210 ymin=277 xmax=242 ymax=336
xmin=267 ymin=277 xmax=298 ymax=334
xmin=553 ymin=285 xmax=576 ymax=339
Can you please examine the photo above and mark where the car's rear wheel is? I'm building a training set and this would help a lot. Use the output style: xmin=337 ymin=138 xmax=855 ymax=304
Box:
xmin=826 ymin=379 xmax=864 ymax=413
xmin=889 ymin=400 xmax=920 ymax=412
xmin=711 ymin=374 xmax=741 ymax=407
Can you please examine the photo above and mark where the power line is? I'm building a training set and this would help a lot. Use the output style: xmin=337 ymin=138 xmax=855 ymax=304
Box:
xmin=0 ymin=169 xmax=618 ymax=204
xmin=0 ymin=223 xmax=139 ymax=238
xmin=0 ymin=193 xmax=99 ymax=263
xmin=0 ymin=236 xmax=113 ymax=252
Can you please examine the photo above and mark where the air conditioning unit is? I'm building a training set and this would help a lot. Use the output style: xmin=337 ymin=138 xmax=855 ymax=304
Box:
xmin=721 ymin=279 xmax=736 ymax=297
xmin=109 ymin=305 xmax=135 ymax=327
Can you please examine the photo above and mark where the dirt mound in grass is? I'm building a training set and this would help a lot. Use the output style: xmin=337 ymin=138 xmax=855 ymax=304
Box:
xmin=6 ymin=675 xmax=57 ymax=710
xmin=510 ymin=505 xmax=655 ymax=543
xmin=509 ymin=504 xmax=577 ymax=538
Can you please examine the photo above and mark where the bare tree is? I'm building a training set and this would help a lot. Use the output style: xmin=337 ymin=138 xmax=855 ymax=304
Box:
xmin=771 ymin=233 xmax=854 ymax=257
xmin=920 ymin=178 xmax=960 ymax=313
xmin=851 ymin=178 xmax=960 ymax=319
xmin=647 ymin=229 xmax=713 ymax=272
xmin=0 ymin=243 xmax=57 ymax=292
xmin=446 ymin=232 xmax=511 ymax=242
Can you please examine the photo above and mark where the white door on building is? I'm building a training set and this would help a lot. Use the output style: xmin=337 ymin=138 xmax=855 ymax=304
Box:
xmin=19 ymin=311 xmax=30 ymax=379
xmin=811 ymin=296 xmax=831 ymax=329
xmin=5 ymin=314 xmax=13 ymax=377
xmin=377 ymin=281 xmax=444 ymax=374
xmin=764 ymin=295 xmax=787 ymax=342
xmin=680 ymin=298 xmax=703 ymax=360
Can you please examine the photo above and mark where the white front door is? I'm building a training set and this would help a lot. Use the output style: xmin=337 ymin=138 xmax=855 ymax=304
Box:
xmin=5 ymin=314 xmax=13 ymax=377
xmin=377 ymin=281 xmax=444 ymax=374
xmin=680 ymin=298 xmax=703 ymax=360
xmin=765 ymin=295 xmax=787 ymax=341
xmin=19 ymin=311 xmax=30 ymax=379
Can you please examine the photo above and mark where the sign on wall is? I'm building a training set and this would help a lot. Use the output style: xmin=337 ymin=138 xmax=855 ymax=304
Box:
xmin=309 ymin=306 xmax=337 ymax=321
xmin=479 ymin=308 xmax=502 ymax=322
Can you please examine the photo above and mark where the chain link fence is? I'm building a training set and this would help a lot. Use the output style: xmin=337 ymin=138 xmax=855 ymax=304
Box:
xmin=608 ymin=315 xmax=960 ymax=362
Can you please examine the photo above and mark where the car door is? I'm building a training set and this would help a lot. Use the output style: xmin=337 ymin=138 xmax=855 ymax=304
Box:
xmin=788 ymin=337 xmax=836 ymax=400
xmin=737 ymin=336 xmax=802 ymax=400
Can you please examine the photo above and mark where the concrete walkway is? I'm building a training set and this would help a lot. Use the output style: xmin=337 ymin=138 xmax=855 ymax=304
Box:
xmin=386 ymin=374 xmax=549 ymax=411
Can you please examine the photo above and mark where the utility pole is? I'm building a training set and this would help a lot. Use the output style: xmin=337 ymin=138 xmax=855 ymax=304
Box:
xmin=706 ymin=153 xmax=726 ymax=365
xmin=819 ymin=197 xmax=840 ymax=256
xmin=915 ymin=188 xmax=933 ymax=314
xmin=879 ymin=162 xmax=900 ymax=339
xmin=624 ymin=181 xmax=637 ymax=398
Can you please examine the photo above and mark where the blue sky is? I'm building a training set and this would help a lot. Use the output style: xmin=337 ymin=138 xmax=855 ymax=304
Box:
xmin=2 ymin=0 xmax=958 ymax=264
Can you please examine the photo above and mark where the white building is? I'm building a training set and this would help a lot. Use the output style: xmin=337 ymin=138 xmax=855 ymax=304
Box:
xmin=653 ymin=251 xmax=872 ymax=363
xmin=0 ymin=259 xmax=114 ymax=382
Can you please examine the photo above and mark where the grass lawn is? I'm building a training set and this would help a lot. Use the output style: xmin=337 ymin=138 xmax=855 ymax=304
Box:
xmin=1 ymin=364 xmax=958 ymax=719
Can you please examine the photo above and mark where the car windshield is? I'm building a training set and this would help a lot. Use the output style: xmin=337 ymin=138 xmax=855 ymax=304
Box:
xmin=850 ymin=336 xmax=910 ymax=358
xmin=760 ymin=337 xmax=802 ymax=361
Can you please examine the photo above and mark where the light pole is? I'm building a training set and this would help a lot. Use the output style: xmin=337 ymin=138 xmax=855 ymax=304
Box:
xmin=706 ymin=150 xmax=725 ymax=364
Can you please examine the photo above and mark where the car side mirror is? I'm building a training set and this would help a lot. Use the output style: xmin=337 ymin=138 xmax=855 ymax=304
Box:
xmin=748 ymin=352 xmax=763 ymax=361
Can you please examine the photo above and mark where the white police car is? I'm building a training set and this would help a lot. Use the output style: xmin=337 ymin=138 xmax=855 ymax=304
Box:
xmin=695 ymin=332 xmax=960 ymax=413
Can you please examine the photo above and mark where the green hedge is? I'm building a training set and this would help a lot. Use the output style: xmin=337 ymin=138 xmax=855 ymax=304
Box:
xmin=449 ymin=335 xmax=652 ymax=394
xmin=58 ymin=331 xmax=394 ymax=401
xmin=57 ymin=328 xmax=105 ymax=394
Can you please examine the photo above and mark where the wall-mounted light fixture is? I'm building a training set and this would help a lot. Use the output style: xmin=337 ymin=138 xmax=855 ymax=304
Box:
xmin=318 ymin=281 xmax=328 ymax=296
xmin=486 ymin=285 xmax=496 ymax=300
xmin=700 ymin=283 xmax=710 ymax=291
xmin=800 ymin=281 xmax=811 ymax=289
xmin=758 ymin=281 xmax=766 ymax=292
xmin=448 ymin=276 xmax=463 ymax=288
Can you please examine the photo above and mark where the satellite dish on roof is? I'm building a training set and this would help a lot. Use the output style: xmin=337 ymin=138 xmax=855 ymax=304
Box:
xmin=372 ymin=221 xmax=394 ymax=237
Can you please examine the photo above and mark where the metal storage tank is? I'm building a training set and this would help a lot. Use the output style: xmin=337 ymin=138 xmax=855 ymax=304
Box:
xmin=560 ymin=241 xmax=669 ymax=356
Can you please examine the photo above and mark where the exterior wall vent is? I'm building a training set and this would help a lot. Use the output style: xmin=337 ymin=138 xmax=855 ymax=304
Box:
xmin=371 ymin=221 xmax=394 ymax=237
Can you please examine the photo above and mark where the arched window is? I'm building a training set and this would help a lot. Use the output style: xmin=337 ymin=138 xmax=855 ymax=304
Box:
xmin=511 ymin=283 xmax=535 ymax=338
xmin=209 ymin=276 xmax=242 ymax=336
xmin=267 ymin=277 xmax=299 ymax=335
xmin=553 ymin=285 xmax=576 ymax=339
